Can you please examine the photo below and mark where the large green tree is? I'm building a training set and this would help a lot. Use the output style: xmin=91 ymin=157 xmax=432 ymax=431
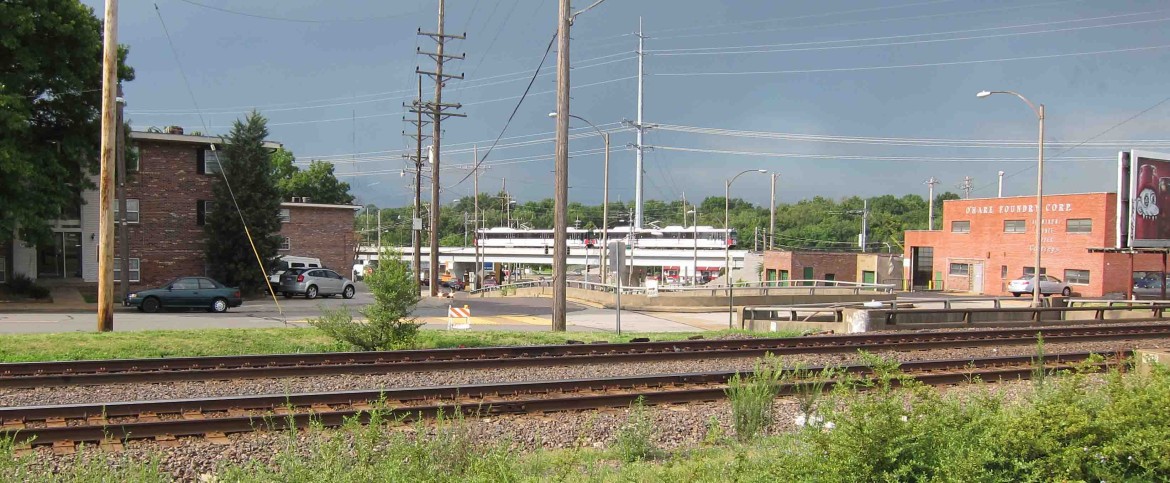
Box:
xmin=0 ymin=0 xmax=135 ymax=244
xmin=205 ymin=112 xmax=282 ymax=294
xmin=271 ymin=148 xmax=354 ymax=205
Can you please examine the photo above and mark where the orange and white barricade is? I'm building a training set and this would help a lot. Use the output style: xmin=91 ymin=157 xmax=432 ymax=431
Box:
xmin=447 ymin=305 xmax=472 ymax=330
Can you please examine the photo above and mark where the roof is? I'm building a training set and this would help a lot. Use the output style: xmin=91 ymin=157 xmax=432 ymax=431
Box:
xmin=943 ymin=192 xmax=1114 ymax=203
xmin=281 ymin=202 xmax=361 ymax=210
xmin=130 ymin=131 xmax=283 ymax=150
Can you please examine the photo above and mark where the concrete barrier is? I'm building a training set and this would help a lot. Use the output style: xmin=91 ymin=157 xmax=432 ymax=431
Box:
xmin=480 ymin=285 xmax=896 ymax=313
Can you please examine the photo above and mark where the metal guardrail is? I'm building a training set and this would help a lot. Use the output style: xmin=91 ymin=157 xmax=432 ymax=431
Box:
xmin=742 ymin=298 xmax=1170 ymax=325
xmin=469 ymin=279 xmax=896 ymax=297
xmin=877 ymin=304 xmax=1170 ymax=325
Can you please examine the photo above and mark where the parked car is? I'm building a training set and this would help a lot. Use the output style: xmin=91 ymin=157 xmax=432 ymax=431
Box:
xmin=442 ymin=278 xmax=465 ymax=291
xmin=1133 ymin=274 xmax=1170 ymax=298
xmin=278 ymin=268 xmax=356 ymax=299
xmin=269 ymin=256 xmax=322 ymax=287
xmin=125 ymin=276 xmax=242 ymax=313
xmin=1007 ymin=275 xmax=1071 ymax=297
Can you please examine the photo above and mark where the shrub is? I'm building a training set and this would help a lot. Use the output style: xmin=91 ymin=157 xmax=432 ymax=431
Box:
xmin=26 ymin=284 xmax=50 ymax=299
xmin=309 ymin=248 xmax=421 ymax=351
xmin=726 ymin=355 xmax=785 ymax=441
xmin=613 ymin=397 xmax=657 ymax=462
xmin=5 ymin=274 xmax=35 ymax=294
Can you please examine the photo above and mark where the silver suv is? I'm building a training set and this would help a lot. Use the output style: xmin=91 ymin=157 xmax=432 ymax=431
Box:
xmin=278 ymin=268 xmax=356 ymax=299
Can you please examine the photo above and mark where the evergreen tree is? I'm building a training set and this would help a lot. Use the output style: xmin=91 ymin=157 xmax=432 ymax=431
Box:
xmin=205 ymin=112 xmax=281 ymax=294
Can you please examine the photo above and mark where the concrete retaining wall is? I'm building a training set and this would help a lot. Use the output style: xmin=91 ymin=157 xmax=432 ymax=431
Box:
xmin=481 ymin=286 xmax=895 ymax=313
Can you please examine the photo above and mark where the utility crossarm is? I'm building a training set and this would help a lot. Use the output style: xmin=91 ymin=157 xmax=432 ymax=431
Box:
xmin=417 ymin=28 xmax=465 ymax=40
xmin=416 ymin=68 xmax=465 ymax=81
xmin=417 ymin=49 xmax=466 ymax=61
xmin=409 ymin=107 xmax=467 ymax=120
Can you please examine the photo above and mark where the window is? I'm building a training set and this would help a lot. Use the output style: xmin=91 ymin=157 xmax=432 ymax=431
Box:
xmin=824 ymin=273 xmax=836 ymax=286
xmin=114 ymin=199 xmax=140 ymax=223
xmin=280 ymin=236 xmax=291 ymax=251
xmin=779 ymin=270 xmax=789 ymax=287
xmin=1001 ymin=265 xmax=1007 ymax=279
xmin=0 ymin=256 xmax=6 ymax=283
xmin=198 ymin=148 xmax=222 ymax=175
xmin=1004 ymin=220 xmax=1027 ymax=233
xmin=1065 ymin=269 xmax=1090 ymax=285
xmin=951 ymin=220 xmax=971 ymax=233
xmin=279 ymin=208 xmax=291 ymax=223
xmin=171 ymin=278 xmax=199 ymax=290
xmin=197 ymin=200 xmax=214 ymax=225
xmin=198 ymin=278 xmax=219 ymax=289
xmin=1023 ymin=267 xmax=1047 ymax=276
xmin=1067 ymin=218 xmax=1092 ymax=233
xmin=949 ymin=263 xmax=970 ymax=276
xmin=127 ymin=144 xmax=140 ymax=172
xmin=113 ymin=258 xmax=140 ymax=282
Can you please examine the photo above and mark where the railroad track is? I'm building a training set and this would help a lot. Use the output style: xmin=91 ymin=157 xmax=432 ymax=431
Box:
xmin=0 ymin=323 xmax=1165 ymax=388
xmin=0 ymin=351 xmax=1124 ymax=449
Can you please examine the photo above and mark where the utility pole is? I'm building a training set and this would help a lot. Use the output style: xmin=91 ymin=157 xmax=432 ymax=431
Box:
xmin=925 ymin=177 xmax=939 ymax=230
xmin=769 ymin=172 xmax=778 ymax=251
xmin=998 ymin=170 xmax=1005 ymax=198
xmin=414 ymin=0 xmax=465 ymax=297
xmin=633 ymin=17 xmax=646 ymax=229
xmin=552 ymin=0 xmax=570 ymax=331
xmin=404 ymin=75 xmax=431 ymax=287
xmin=473 ymin=144 xmax=480 ymax=289
xmin=959 ymin=176 xmax=974 ymax=199
xmin=600 ymin=132 xmax=610 ymax=285
xmin=116 ymin=84 xmax=129 ymax=303
xmin=97 ymin=0 xmax=119 ymax=332
xmin=861 ymin=199 xmax=869 ymax=253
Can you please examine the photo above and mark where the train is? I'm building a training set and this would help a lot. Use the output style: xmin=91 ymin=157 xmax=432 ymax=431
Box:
xmin=474 ymin=225 xmax=738 ymax=249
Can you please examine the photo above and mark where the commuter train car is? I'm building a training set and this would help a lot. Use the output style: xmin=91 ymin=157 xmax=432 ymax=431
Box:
xmin=475 ymin=225 xmax=737 ymax=249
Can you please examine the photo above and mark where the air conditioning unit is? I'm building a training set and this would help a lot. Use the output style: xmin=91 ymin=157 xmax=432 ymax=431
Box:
xmin=302 ymin=197 xmax=312 ymax=203
xmin=291 ymin=197 xmax=302 ymax=203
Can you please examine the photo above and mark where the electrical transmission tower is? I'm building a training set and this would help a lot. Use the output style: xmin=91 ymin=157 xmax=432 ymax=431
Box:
xmin=411 ymin=0 xmax=465 ymax=297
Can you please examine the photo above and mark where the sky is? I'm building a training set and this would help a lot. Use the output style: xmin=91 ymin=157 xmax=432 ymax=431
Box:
xmin=87 ymin=0 xmax=1170 ymax=213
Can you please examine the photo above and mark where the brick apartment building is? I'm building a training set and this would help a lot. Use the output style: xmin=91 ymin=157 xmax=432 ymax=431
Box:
xmin=761 ymin=250 xmax=858 ymax=285
xmin=2 ymin=130 xmax=359 ymax=289
xmin=904 ymin=192 xmax=1165 ymax=297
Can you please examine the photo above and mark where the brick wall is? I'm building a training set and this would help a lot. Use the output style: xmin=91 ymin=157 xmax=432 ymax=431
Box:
xmin=903 ymin=192 xmax=1166 ymax=296
xmin=119 ymin=140 xmax=216 ymax=288
xmin=278 ymin=204 xmax=358 ymax=276
xmin=762 ymin=250 xmax=858 ymax=284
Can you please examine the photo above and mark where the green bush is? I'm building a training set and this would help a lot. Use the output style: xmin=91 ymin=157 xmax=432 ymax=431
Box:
xmin=5 ymin=274 xmax=35 ymax=294
xmin=26 ymin=284 xmax=50 ymax=299
xmin=726 ymin=355 xmax=787 ymax=441
xmin=613 ymin=397 xmax=658 ymax=462
xmin=309 ymin=248 xmax=421 ymax=351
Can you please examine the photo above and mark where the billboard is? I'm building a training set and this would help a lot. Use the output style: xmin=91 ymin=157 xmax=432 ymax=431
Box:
xmin=1120 ymin=150 xmax=1170 ymax=248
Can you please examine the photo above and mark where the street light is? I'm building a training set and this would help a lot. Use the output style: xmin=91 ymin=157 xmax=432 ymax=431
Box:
xmin=687 ymin=208 xmax=698 ymax=287
xmin=977 ymin=90 xmax=1045 ymax=307
xmin=549 ymin=112 xmax=611 ymax=284
xmin=726 ymin=169 xmax=768 ymax=328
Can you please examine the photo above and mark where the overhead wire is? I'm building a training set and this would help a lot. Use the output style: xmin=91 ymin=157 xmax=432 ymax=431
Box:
xmin=649 ymin=0 xmax=962 ymax=36
xmin=647 ymin=145 xmax=1102 ymax=163
xmin=174 ymin=0 xmax=422 ymax=23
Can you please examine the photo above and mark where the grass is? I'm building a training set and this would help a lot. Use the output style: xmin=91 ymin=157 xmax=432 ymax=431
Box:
xmin=0 ymin=328 xmax=792 ymax=362
xmin=7 ymin=359 xmax=1170 ymax=481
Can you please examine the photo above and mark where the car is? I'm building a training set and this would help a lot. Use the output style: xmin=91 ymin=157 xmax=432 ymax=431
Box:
xmin=441 ymin=278 xmax=464 ymax=291
xmin=1133 ymin=274 xmax=1170 ymax=299
xmin=1007 ymin=275 xmax=1072 ymax=297
xmin=269 ymin=256 xmax=322 ymax=287
xmin=125 ymin=276 xmax=243 ymax=313
xmin=278 ymin=268 xmax=356 ymax=299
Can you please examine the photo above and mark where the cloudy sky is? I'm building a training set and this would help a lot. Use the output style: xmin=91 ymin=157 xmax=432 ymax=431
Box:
xmin=90 ymin=0 xmax=1170 ymax=208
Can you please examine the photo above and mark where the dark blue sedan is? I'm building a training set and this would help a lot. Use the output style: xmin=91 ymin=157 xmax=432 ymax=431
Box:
xmin=125 ymin=277 xmax=243 ymax=313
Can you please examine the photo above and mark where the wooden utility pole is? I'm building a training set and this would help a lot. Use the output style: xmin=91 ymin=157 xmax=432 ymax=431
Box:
xmin=403 ymin=75 xmax=431 ymax=286
xmin=414 ymin=0 xmax=465 ymax=296
xmin=925 ymin=177 xmax=939 ymax=230
xmin=769 ymin=173 xmax=778 ymax=251
xmin=116 ymin=84 xmax=129 ymax=303
xmin=97 ymin=0 xmax=119 ymax=332
xmin=473 ymin=144 xmax=480 ymax=289
xmin=552 ymin=0 xmax=571 ymax=331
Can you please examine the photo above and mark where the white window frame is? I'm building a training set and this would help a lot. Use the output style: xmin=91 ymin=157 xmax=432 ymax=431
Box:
xmin=280 ymin=236 xmax=291 ymax=251
xmin=279 ymin=208 xmax=291 ymax=223
xmin=1004 ymin=220 xmax=1027 ymax=234
xmin=1065 ymin=269 xmax=1090 ymax=285
xmin=200 ymin=200 xmax=215 ymax=226
xmin=1067 ymin=218 xmax=1092 ymax=234
xmin=949 ymin=263 xmax=970 ymax=276
xmin=951 ymin=220 xmax=971 ymax=233
xmin=115 ymin=199 xmax=140 ymax=224
xmin=203 ymin=149 xmax=223 ymax=175
xmin=113 ymin=258 xmax=141 ymax=283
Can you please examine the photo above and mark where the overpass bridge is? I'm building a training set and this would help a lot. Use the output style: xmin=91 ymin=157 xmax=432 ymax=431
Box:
xmin=355 ymin=245 xmax=750 ymax=274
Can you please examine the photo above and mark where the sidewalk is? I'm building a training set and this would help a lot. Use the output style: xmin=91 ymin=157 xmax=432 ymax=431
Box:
xmin=0 ymin=287 xmax=94 ymax=313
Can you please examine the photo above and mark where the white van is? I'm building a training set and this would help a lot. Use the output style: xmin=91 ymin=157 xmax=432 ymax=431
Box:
xmin=270 ymin=256 xmax=322 ymax=285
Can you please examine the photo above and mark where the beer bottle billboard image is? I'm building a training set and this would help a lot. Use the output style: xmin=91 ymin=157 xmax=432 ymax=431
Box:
xmin=1129 ymin=152 xmax=1170 ymax=247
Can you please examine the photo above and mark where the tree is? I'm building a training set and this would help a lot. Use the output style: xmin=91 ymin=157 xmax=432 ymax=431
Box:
xmin=272 ymin=148 xmax=354 ymax=205
xmin=0 ymin=0 xmax=135 ymax=244
xmin=309 ymin=248 xmax=421 ymax=350
xmin=205 ymin=112 xmax=282 ymax=295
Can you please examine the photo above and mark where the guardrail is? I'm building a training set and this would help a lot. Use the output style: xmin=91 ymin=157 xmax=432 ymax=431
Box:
xmin=876 ymin=304 xmax=1170 ymax=325
xmin=469 ymin=279 xmax=896 ymax=297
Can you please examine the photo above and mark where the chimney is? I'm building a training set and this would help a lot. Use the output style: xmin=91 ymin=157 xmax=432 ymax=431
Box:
xmin=165 ymin=125 xmax=184 ymax=135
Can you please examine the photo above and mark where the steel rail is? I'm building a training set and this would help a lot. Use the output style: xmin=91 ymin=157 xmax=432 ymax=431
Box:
xmin=0 ymin=323 xmax=1164 ymax=388
xmin=0 ymin=351 xmax=1123 ymax=446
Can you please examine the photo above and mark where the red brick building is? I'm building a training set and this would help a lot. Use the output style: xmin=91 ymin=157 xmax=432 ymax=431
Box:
xmin=904 ymin=192 xmax=1164 ymax=297
xmin=761 ymin=250 xmax=858 ymax=285
xmin=4 ymin=130 xmax=360 ymax=289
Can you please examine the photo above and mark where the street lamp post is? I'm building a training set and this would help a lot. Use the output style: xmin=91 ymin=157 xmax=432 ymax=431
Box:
xmin=977 ymin=90 xmax=1045 ymax=307
xmin=548 ymin=112 xmax=610 ymax=284
xmin=725 ymin=169 xmax=768 ymax=328
xmin=688 ymin=208 xmax=698 ymax=287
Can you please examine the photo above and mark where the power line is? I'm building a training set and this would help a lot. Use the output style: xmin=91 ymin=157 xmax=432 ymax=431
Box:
xmin=648 ymin=145 xmax=1102 ymax=162
xmin=174 ymin=0 xmax=422 ymax=23
xmin=653 ymin=43 xmax=1170 ymax=77
xmin=649 ymin=0 xmax=961 ymax=36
